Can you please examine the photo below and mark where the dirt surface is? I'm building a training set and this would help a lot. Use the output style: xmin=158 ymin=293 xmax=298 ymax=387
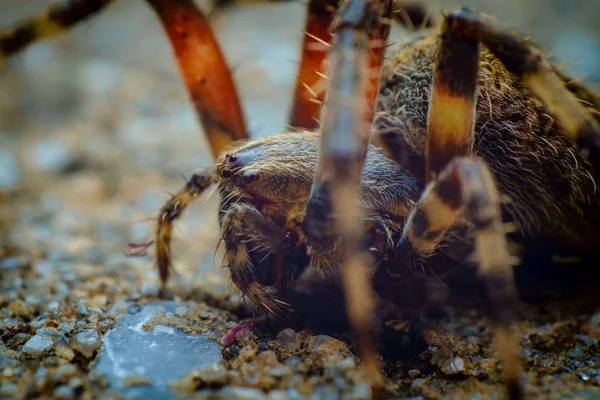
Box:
xmin=2 ymin=0 xmax=600 ymax=399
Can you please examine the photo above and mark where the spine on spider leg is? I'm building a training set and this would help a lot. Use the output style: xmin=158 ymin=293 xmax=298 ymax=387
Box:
xmin=305 ymin=0 xmax=392 ymax=390
xmin=289 ymin=0 xmax=337 ymax=130
xmin=145 ymin=0 xmax=249 ymax=160
xmin=0 ymin=0 xmax=115 ymax=64
xmin=446 ymin=9 xmax=600 ymax=171
xmin=425 ymin=13 xmax=480 ymax=182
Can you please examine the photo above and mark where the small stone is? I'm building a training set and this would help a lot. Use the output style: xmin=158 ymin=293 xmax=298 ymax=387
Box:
xmin=53 ymin=385 xmax=74 ymax=400
xmin=441 ymin=357 xmax=466 ymax=375
xmin=0 ymin=383 xmax=18 ymax=398
xmin=6 ymin=333 xmax=30 ymax=349
xmin=567 ymin=344 xmax=585 ymax=360
xmin=347 ymin=383 xmax=370 ymax=400
xmin=76 ymin=300 xmax=89 ymax=316
xmin=53 ymin=364 xmax=78 ymax=382
xmin=174 ymin=306 xmax=188 ymax=316
xmin=310 ymin=335 xmax=353 ymax=358
xmin=218 ymin=387 xmax=267 ymax=400
xmin=46 ymin=301 xmax=60 ymax=313
xmin=68 ymin=376 xmax=83 ymax=388
xmin=0 ymin=257 xmax=21 ymax=271
xmin=140 ymin=282 xmax=159 ymax=297
xmin=276 ymin=328 xmax=301 ymax=351
xmin=199 ymin=364 xmax=229 ymax=386
xmin=58 ymin=323 xmax=74 ymax=333
xmin=411 ymin=378 xmax=425 ymax=388
xmin=8 ymin=300 xmax=31 ymax=318
xmin=22 ymin=335 xmax=54 ymax=356
xmin=409 ymin=369 xmax=421 ymax=379
xmin=36 ymin=328 xmax=68 ymax=346
xmin=34 ymin=366 xmax=48 ymax=390
xmin=25 ymin=293 xmax=46 ymax=307
xmin=55 ymin=345 xmax=75 ymax=361
xmin=71 ymin=329 xmax=101 ymax=358
xmin=123 ymin=376 xmax=151 ymax=387
xmin=0 ymin=148 xmax=20 ymax=190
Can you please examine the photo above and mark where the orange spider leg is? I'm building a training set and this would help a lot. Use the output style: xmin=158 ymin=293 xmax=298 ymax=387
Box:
xmin=146 ymin=0 xmax=249 ymax=159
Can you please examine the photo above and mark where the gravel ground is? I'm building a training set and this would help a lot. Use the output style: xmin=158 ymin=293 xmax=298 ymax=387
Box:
xmin=2 ymin=0 xmax=600 ymax=399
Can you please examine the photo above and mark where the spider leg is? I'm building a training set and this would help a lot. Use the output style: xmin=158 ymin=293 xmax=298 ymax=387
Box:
xmin=406 ymin=13 xmax=522 ymax=398
xmin=156 ymin=168 xmax=214 ymax=291
xmin=400 ymin=157 xmax=521 ymax=399
xmin=0 ymin=0 xmax=115 ymax=64
xmin=289 ymin=0 xmax=337 ymax=130
xmin=425 ymin=13 xmax=479 ymax=182
xmin=146 ymin=0 xmax=249 ymax=158
xmin=305 ymin=0 xmax=392 ymax=389
xmin=1 ymin=0 xmax=249 ymax=158
xmin=221 ymin=203 xmax=291 ymax=316
xmin=445 ymin=8 xmax=600 ymax=170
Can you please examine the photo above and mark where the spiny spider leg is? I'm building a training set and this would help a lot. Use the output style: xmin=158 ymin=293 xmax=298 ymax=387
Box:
xmin=425 ymin=12 xmax=479 ymax=182
xmin=401 ymin=12 xmax=522 ymax=399
xmin=305 ymin=0 xmax=392 ymax=389
xmin=289 ymin=0 xmax=337 ymax=130
xmin=446 ymin=8 xmax=600 ymax=170
xmin=399 ymin=157 xmax=522 ymax=400
xmin=221 ymin=203 xmax=292 ymax=316
xmin=0 ymin=0 xmax=115 ymax=64
xmin=155 ymin=168 xmax=214 ymax=291
xmin=0 ymin=0 xmax=250 ymax=159
xmin=145 ymin=0 xmax=249 ymax=158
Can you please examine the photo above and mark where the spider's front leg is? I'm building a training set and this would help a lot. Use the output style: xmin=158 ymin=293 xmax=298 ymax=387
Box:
xmin=221 ymin=203 xmax=295 ymax=316
xmin=305 ymin=0 xmax=393 ymax=389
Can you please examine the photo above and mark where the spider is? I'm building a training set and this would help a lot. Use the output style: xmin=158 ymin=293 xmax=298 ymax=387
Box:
xmin=3 ymin=1 xmax=600 ymax=399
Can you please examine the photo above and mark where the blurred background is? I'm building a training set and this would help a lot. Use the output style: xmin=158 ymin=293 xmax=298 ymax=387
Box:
xmin=1 ymin=0 xmax=600 ymax=293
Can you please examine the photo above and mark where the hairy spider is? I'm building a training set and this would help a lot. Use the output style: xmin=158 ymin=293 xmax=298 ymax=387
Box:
xmin=3 ymin=1 xmax=600 ymax=400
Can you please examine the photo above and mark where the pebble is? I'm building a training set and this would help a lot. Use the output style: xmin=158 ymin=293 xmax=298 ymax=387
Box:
xmin=53 ymin=363 xmax=78 ymax=382
xmin=140 ymin=281 xmax=159 ymax=297
xmin=53 ymin=385 xmax=75 ymax=400
xmin=0 ymin=257 xmax=22 ymax=271
xmin=29 ymin=137 xmax=74 ymax=173
xmin=218 ymin=387 xmax=267 ymax=400
xmin=0 ymin=148 xmax=21 ymax=190
xmin=6 ymin=333 xmax=30 ymax=350
xmin=72 ymin=329 xmax=102 ymax=358
xmin=55 ymin=345 xmax=75 ymax=362
xmin=412 ymin=378 xmax=425 ymax=388
xmin=441 ymin=357 xmax=466 ymax=375
xmin=409 ymin=369 xmax=421 ymax=379
xmin=276 ymin=328 xmax=301 ymax=351
xmin=0 ymin=383 xmax=18 ymax=398
xmin=198 ymin=364 xmax=229 ymax=386
xmin=8 ymin=300 xmax=31 ymax=318
xmin=22 ymin=335 xmax=54 ymax=356
xmin=347 ymin=383 xmax=371 ymax=400
xmin=36 ymin=328 xmax=68 ymax=346
xmin=309 ymin=335 xmax=353 ymax=359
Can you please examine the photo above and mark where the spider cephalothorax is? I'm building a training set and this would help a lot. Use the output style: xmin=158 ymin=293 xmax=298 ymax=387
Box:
xmin=4 ymin=1 xmax=600 ymax=399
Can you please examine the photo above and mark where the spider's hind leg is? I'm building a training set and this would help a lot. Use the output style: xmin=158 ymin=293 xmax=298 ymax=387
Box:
xmin=289 ymin=0 xmax=337 ymax=130
xmin=400 ymin=157 xmax=522 ymax=399
xmin=446 ymin=8 xmax=600 ymax=170
xmin=1 ymin=0 xmax=250 ymax=159
xmin=398 ymin=14 xmax=523 ymax=399
xmin=0 ymin=0 xmax=115 ymax=63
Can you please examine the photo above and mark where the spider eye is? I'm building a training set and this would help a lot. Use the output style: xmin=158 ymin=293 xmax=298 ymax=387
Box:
xmin=221 ymin=169 xmax=232 ymax=179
